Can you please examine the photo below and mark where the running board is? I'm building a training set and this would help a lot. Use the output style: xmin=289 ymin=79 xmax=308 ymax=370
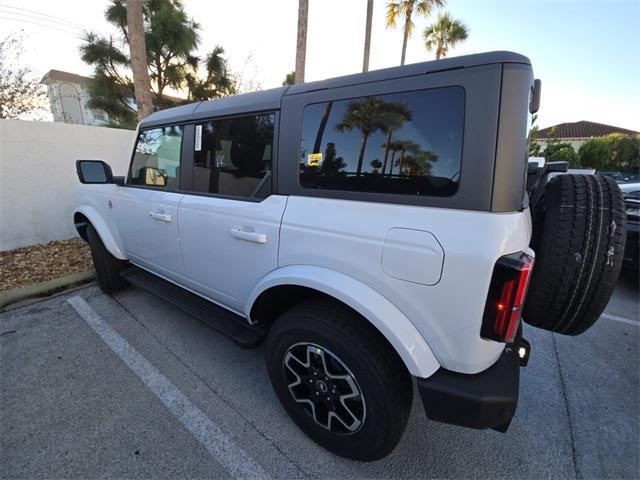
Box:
xmin=120 ymin=266 xmax=264 ymax=348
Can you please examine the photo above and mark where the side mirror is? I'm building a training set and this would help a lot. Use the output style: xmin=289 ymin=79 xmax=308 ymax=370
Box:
xmin=529 ymin=79 xmax=542 ymax=114
xmin=76 ymin=160 xmax=114 ymax=184
xmin=142 ymin=166 xmax=167 ymax=187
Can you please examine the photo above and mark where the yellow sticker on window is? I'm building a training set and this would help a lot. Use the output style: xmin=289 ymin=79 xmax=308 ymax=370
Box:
xmin=307 ymin=152 xmax=322 ymax=167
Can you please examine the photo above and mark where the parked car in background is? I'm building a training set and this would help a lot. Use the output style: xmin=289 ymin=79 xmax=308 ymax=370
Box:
xmin=619 ymin=183 xmax=640 ymax=271
xmin=600 ymin=171 xmax=640 ymax=183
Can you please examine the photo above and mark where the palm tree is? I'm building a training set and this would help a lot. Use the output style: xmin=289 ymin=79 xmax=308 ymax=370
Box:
xmin=126 ymin=0 xmax=153 ymax=119
xmin=282 ymin=71 xmax=295 ymax=86
xmin=295 ymin=0 xmax=308 ymax=83
xmin=363 ymin=0 xmax=374 ymax=72
xmin=185 ymin=46 xmax=236 ymax=100
xmin=385 ymin=0 xmax=445 ymax=65
xmin=336 ymin=97 xmax=390 ymax=176
xmin=423 ymin=12 xmax=468 ymax=60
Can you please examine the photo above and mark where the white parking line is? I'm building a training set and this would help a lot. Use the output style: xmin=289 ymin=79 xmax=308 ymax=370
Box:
xmin=67 ymin=296 xmax=271 ymax=480
xmin=601 ymin=312 xmax=640 ymax=327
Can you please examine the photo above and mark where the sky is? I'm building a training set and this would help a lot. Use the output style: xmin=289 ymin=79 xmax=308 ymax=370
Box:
xmin=1 ymin=0 xmax=639 ymax=130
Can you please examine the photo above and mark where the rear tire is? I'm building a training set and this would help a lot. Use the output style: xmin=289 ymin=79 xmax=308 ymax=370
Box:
xmin=86 ymin=224 xmax=128 ymax=294
xmin=265 ymin=298 xmax=412 ymax=461
xmin=524 ymin=174 xmax=626 ymax=334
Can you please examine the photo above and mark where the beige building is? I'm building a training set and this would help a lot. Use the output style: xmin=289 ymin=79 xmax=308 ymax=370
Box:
xmin=40 ymin=70 xmax=113 ymax=126
xmin=537 ymin=120 xmax=638 ymax=151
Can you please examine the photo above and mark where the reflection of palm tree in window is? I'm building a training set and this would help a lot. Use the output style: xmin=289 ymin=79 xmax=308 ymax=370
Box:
xmin=320 ymin=142 xmax=347 ymax=176
xmin=401 ymin=150 xmax=437 ymax=176
xmin=391 ymin=140 xmax=437 ymax=176
xmin=385 ymin=141 xmax=404 ymax=175
xmin=390 ymin=139 xmax=420 ymax=175
xmin=313 ymin=102 xmax=333 ymax=154
xmin=335 ymin=97 xmax=409 ymax=176
xmin=380 ymin=103 xmax=411 ymax=175
xmin=370 ymin=159 xmax=382 ymax=174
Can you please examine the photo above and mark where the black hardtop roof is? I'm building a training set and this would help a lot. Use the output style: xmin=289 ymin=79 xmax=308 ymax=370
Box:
xmin=139 ymin=51 xmax=530 ymax=129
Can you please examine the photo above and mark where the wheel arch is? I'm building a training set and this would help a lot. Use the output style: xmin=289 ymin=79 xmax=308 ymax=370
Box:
xmin=73 ymin=206 xmax=127 ymax=260
xmin=247 ymin=265 xmax=440 ymax=378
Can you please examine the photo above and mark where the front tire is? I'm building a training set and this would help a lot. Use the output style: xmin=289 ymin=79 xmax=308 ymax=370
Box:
xmin=265 ymin=298 xmax=412 ymax=461
xmin=86 ymin=224 xmax=128 ymax=294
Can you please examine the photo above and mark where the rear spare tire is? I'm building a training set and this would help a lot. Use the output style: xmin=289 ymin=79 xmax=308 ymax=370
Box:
xmin=524 ymin=174 xmax=626 ymax=335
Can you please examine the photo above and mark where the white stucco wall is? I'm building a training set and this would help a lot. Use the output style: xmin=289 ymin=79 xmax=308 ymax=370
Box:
xmin=0 ymin=120 xmax=135 ymax=250
xmin=537 ymin=138 xmax=588 ymax=152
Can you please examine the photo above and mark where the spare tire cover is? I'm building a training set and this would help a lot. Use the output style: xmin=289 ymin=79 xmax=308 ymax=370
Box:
xmin=523 ymin=174 xmax=626 ymax=335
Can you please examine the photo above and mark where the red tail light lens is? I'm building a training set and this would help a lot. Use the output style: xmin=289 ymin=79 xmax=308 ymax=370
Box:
xmin=481 ymin=252 xmax=535 ymax=343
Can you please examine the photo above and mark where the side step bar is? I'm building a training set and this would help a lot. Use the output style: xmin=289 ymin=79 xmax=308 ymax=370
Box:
xmin=120 ymin=266 xmax=265 ymax=348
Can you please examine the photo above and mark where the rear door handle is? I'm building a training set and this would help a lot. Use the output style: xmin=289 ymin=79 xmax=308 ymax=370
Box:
xmin=229 ymin=227 xmax=267 ymax=244
xmin=149 ymin=211 xmax=172 ymax=223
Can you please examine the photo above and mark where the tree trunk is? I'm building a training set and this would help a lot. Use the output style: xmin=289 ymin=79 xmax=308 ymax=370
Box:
xmin=390 ymin=150 xmax=397 ymax=175
xmin=400 ymin=1 xmax=414 ymax=66
xmin=381 ymin=129 xmax=392 ymax=174
xmin=362 ymin=0 xmax=374 ymax=72
xmin=295 ymin=0 xmax=308 ymax=84
xmin=126 ymin=0 xmax=153 ymax=120
xmin=398 ymin=148 xmax=406 ymax=175
xmin=313 ymin=102 xmax=332 ymax=153
xmin=356 ymin=132 xmax=369 ymax=176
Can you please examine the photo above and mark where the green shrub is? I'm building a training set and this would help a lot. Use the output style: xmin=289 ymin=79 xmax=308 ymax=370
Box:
xmin=544 ymin=142 xmax=580 ymax=166
xmin=578 ymin=134 xmax=640 ymax=173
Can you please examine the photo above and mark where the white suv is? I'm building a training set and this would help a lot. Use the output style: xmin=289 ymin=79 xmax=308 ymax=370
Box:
xmin=74 ymin=51 xmax=626 ymax=460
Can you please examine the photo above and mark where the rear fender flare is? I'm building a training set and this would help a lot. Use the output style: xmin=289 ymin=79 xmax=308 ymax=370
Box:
xmin=246 ymin=265 xmax=440 ymax=378
xmin=74 ymin=206 xmax=127 ymax=260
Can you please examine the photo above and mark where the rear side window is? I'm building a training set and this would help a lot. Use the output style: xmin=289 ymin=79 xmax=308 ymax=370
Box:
xmin=129 ymin=126 xmax=184 ymax=189
xmin=299 ymin=87 xmax=464 ymax=197
xmin=193 ymin=113 xmax=275 ymax=198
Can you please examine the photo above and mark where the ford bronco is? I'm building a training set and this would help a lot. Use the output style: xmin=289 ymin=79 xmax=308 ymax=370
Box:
xmin=74 ymin=51 xmax=626 ymax=460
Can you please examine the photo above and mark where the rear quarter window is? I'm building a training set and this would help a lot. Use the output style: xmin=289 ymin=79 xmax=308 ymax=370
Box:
xmin=299 ymin=86 xmax=465 ymax=197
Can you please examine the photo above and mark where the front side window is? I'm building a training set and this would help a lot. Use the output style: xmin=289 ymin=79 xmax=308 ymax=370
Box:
xmin=299 ymin=87 xmax=465 ymax=197
xmin=193 ymin=113 xmax=275 ymax=198
xmin=129 ymin=125 xmax=184 ymax=189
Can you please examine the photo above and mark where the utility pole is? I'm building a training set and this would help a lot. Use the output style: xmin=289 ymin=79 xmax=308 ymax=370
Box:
xmin=127 ymin=0 xmax=153 ymax=120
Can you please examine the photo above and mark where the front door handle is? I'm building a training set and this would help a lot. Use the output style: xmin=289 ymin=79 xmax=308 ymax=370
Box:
xmin=229 ymin=227 xmax=267 ymax=244
xmin=150 ymin=211 xmax=172 ymax=223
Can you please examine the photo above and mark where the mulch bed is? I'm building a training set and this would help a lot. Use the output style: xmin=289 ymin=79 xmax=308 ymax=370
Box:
xmin=0 ymin=238 xmax=93 ymax=292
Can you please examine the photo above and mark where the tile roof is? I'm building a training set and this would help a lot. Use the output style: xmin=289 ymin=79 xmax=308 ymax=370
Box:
xmin=537 ymin=121 xmax=638 ymax=139
xmin=40 ymin=70 xmax=92 ymax=85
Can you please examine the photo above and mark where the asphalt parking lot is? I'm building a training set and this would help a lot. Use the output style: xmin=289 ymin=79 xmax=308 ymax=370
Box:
xmin=1 ymin=275 xmax=638 ymax=479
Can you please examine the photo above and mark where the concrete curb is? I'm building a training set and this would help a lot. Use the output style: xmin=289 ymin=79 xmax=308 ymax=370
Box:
xmin=0 ymin=270 xmax=96 ymax=309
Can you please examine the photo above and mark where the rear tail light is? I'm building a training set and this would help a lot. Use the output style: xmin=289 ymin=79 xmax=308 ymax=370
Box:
xmin=481 ymin=252 xmax=535 ymax=343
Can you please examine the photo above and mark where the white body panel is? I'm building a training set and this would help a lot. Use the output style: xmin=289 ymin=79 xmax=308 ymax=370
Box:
xmin=278 ymin=196 xmax=532 ymax=374
xmin=178 ymin=195 xmax=288 ymax=311
xmin=74 ymin=184 xmax=127 ymax=259
xmin=112 ymin=188 xmax=185 ymax=282
xmin=76 ymin=182 xmax=532 ymax=377
xmin=246 ymin=265 xmax=440 ymax=378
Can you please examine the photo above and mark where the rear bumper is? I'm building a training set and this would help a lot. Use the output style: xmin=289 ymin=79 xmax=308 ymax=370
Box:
xmin=417 ymin=344 xmax=521 ymax=432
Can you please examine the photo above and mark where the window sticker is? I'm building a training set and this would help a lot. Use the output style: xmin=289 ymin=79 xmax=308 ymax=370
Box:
xmin=195 ymin=125 xmax=202 ymax=151
xmin=307 ymin=152 xmax=323 ymax=167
